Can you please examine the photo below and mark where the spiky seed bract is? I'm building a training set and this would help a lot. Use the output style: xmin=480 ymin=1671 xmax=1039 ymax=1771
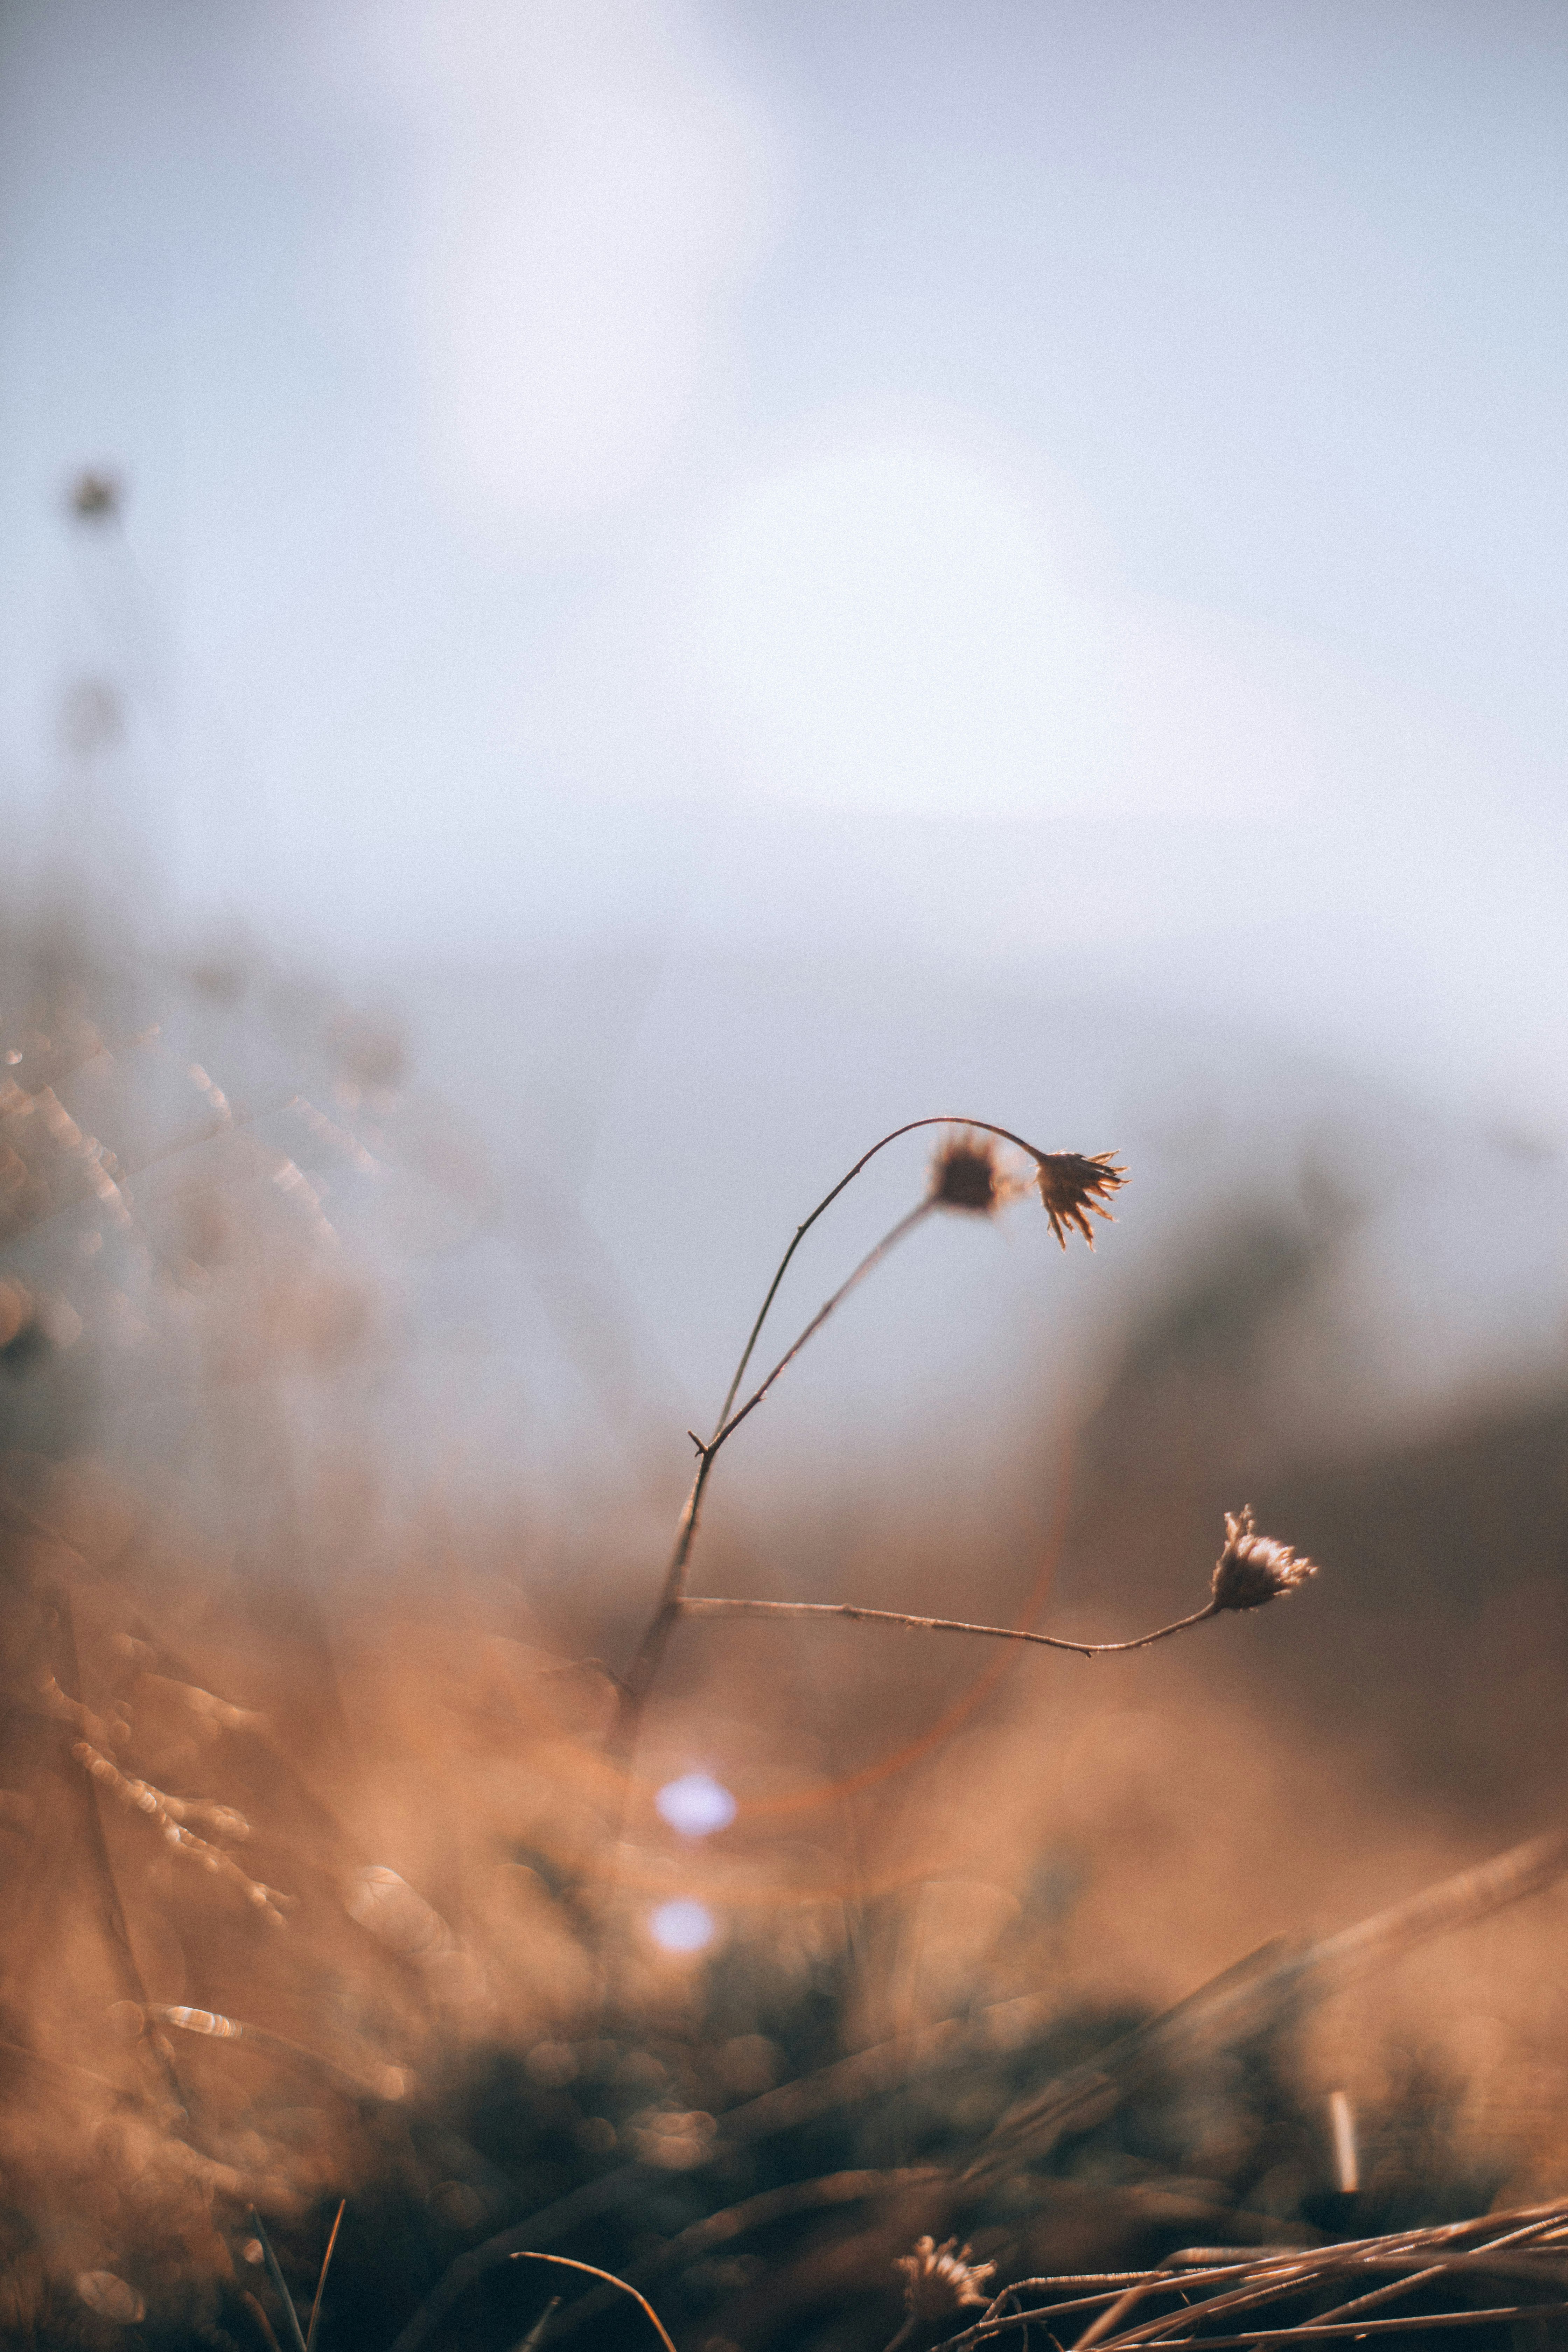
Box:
xmin=1031 ymin=1148 xmax=1127 ymax=1247
xmin=896 ymin=2235 xmax=997 ymax=2323
xmin=1212 ymin=1505 xmax=1319 ymax=1612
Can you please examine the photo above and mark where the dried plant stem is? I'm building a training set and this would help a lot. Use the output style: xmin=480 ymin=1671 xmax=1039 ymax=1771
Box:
xmin=612 ymin=1195 xmax=936 ymax=1746
xmin=714 ymin=1198 xmax=935 ymax=1452
xmin=714 ymin=1118 xmax=1043 ymax=1427
xmin=1096 ymin=2212 xmax=1568 ymax=2352
xmin=251 ymin=2211 xmax=308 ymax=2352
xmin=306 ymin=2202 xmax=347 ymax=2352
xmin=941 ymin=2205 xmax=1568 ymax=2352
xmin=510 ymin=2253 xmax=678 ymax=2352
xmin=679 ymin=1595 xmax=1220 ymax=1660
xmin=1111 ymin=2310 xmax=1568 ymax=2347
xmin=609 ymin=1112 xmax=1131 ymax=1805
xmin=959 ymin=2314 xmax=1568 ymax=2351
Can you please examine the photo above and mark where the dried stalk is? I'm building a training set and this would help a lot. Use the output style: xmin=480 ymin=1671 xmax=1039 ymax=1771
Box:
xmin=611 ymin=1115 xmax=1131 ymax=1756
xmin=679 ymin=1594 xmax=1221 ymax=1660
xmin=509 ymin=2252 xmax=678 ymax=2352
xmin=612 ymin=1189 xmax=939 ymax=1740
xmin=937 ymin=2200 xmax=1568 ymax=2352
xmin=610 ymin=1114 xmax=1310 ymax=1804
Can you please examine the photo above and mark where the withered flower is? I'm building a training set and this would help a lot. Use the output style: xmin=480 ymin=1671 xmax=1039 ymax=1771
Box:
xmin=896 ymin=2235 xmax=996 ymax=2324
xmin=1212 ymin=1506 xmax=1318 ymax=1612
xmin=929 ymin=1129 xmax=1009 ymax=1215
xmin=1031 ymin=1148 xmax=1126 ymax=1248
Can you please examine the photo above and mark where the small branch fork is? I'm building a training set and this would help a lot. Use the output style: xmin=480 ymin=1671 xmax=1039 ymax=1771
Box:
xmin=610 ymin=1114 xmax=1187 ymax=1778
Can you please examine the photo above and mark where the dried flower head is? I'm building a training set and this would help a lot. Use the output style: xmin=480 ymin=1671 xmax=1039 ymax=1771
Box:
xmin=930 ymin=1129 xmax=1009 ymax=1215
xmin=1031 ymin=1149 xmax=1126 ymax=1248
xmin=1211 ymin=1506 xmax=1318 ymax=1612
xmin=896 ymin=2236 xmax=996 ymax=2324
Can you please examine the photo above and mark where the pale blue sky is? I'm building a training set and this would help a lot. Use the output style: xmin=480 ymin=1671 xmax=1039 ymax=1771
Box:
xmin=2 ymin=0 xmax=1566 ymax=1117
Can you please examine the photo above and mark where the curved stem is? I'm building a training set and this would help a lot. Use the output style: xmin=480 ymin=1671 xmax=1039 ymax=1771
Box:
xmin=509 ymin=2253 xmax=677 ymax=2352
xmin=611 ymin=1113 xmax=1093 ymax=1767
xmin=678 ymin=1596 xmax=1220 ymax=1659
xmin=714 ymin=1115 xmax=1051 ymax=1432
xmin=614 ymin=1199 xmax=936 ymax=1729
xmin=712 ymin=1198 xmax=933 ymax=1453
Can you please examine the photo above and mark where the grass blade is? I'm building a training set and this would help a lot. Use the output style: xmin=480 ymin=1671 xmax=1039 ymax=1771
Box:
xmin=306 ymin=2201 xmax=346 ymax=2352
xmin=511 ymin=2252 xmax=678 ymax=2352
xmin=250 ymin=2211 xmax=308 ymax=2352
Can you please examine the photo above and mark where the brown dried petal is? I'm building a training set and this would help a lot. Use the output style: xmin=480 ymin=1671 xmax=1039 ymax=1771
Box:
xmin=1211 ymin=1506 xmax=1318 ymax=1612
xmin=1031 ymin=1149 xmax=1126 ymax=1248
xmin=897 ymin=2235 xmax=996 ymax=2321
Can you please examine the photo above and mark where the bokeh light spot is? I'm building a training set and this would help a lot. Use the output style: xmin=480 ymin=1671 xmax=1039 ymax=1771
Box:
xmin=649 ymin=1899 xmax=715 ymax=1953
xmin=655 ymin=1771 xmax=737 ymax=1837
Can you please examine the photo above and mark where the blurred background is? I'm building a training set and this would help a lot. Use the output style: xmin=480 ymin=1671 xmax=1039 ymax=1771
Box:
xmin=3 ymin=9 xmax=1568 ymax=2340
xmin=3 ymin=0 xmax=1565 ymax=1586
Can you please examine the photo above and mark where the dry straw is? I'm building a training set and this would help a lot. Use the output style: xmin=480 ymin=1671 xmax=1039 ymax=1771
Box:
xmin=923 ymin=2196 xmax=1568 ymax=2352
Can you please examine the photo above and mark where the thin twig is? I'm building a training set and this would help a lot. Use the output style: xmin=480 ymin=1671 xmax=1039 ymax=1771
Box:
xmin=509 ymin=2253 xmax=677 ymax=2352
xmin=712 ymin=1115 xmax=1069 ymax=1434
xmin=1158 ymin=2211 xmax=1568 ymax=2352
xmin=1111 ymin=2310 xmax=1568 ymax=2348
xmin=678 ymin=1595 xmax=1219 ymax=1659
xmin=708 ymin=1198 xmax=935 ymax=1454
xmin=612 ymin=1110 xmax=1123 ymax=1772
xmin=611 ymin=1194 xmax=936 ymax=1750
xmin=611 ymin=1204 xmax=931 ymax=1722
xmin=965 ymin=2207 xmax=1568 ymax=2352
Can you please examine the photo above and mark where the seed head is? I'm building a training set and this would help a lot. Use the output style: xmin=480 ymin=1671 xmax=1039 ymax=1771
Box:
xmin=930 ymin=1130 xmax=1009 ymax=1215
xmin=896 ymin=2236 xmax=996 ymax=2324
xmin=1031 ymin=1149 xmax=1126 ymax=1248
xmin=1211 ymin=1506 xmax=1318 ymax=1612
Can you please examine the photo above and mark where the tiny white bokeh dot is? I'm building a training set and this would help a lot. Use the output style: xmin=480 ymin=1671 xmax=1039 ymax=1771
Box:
xmin=649 ymin=1899 xmax=716 ymax=1954
xmin=655 ymin=1772 xmax=737 ymax=1837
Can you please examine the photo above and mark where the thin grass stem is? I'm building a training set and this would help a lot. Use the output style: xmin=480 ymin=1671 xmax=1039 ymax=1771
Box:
xmin=613 ymin=1197 xmax=936 ymax=1744
xmin=305 ymin=2200 xmax=346 ymax=2352
xmin=713 ymin=1114 xmax=1066 ymax=1432
xmin=608 ymin=1111 xmax=1128 ymax=1816
xmin=679 ymin=1595 xmax=1220 ymax=1658
xmin=509 ymin=2252 xmax=677 ymax=2352
xmin=250 ymin=2212 xmax=307 ymax=2352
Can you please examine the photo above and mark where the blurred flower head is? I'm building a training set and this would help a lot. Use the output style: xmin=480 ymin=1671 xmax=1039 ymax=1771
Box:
xmin=929 ymin=1129 xmax=1011 ymax=1215
xmin=67 ymin=467 xmax=122 ymax=522
xmin=1212 ymin=1505 xmax=1319 ymax=1612
xmin=1030 ymin=1148 xmax=1126 ymax=1247
xmin=897 ymin=2235 xmax=996 ymax=2323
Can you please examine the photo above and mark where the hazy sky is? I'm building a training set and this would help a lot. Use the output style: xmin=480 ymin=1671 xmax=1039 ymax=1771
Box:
xmin=2 ymin=0 xmax=1566 ymax=1116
